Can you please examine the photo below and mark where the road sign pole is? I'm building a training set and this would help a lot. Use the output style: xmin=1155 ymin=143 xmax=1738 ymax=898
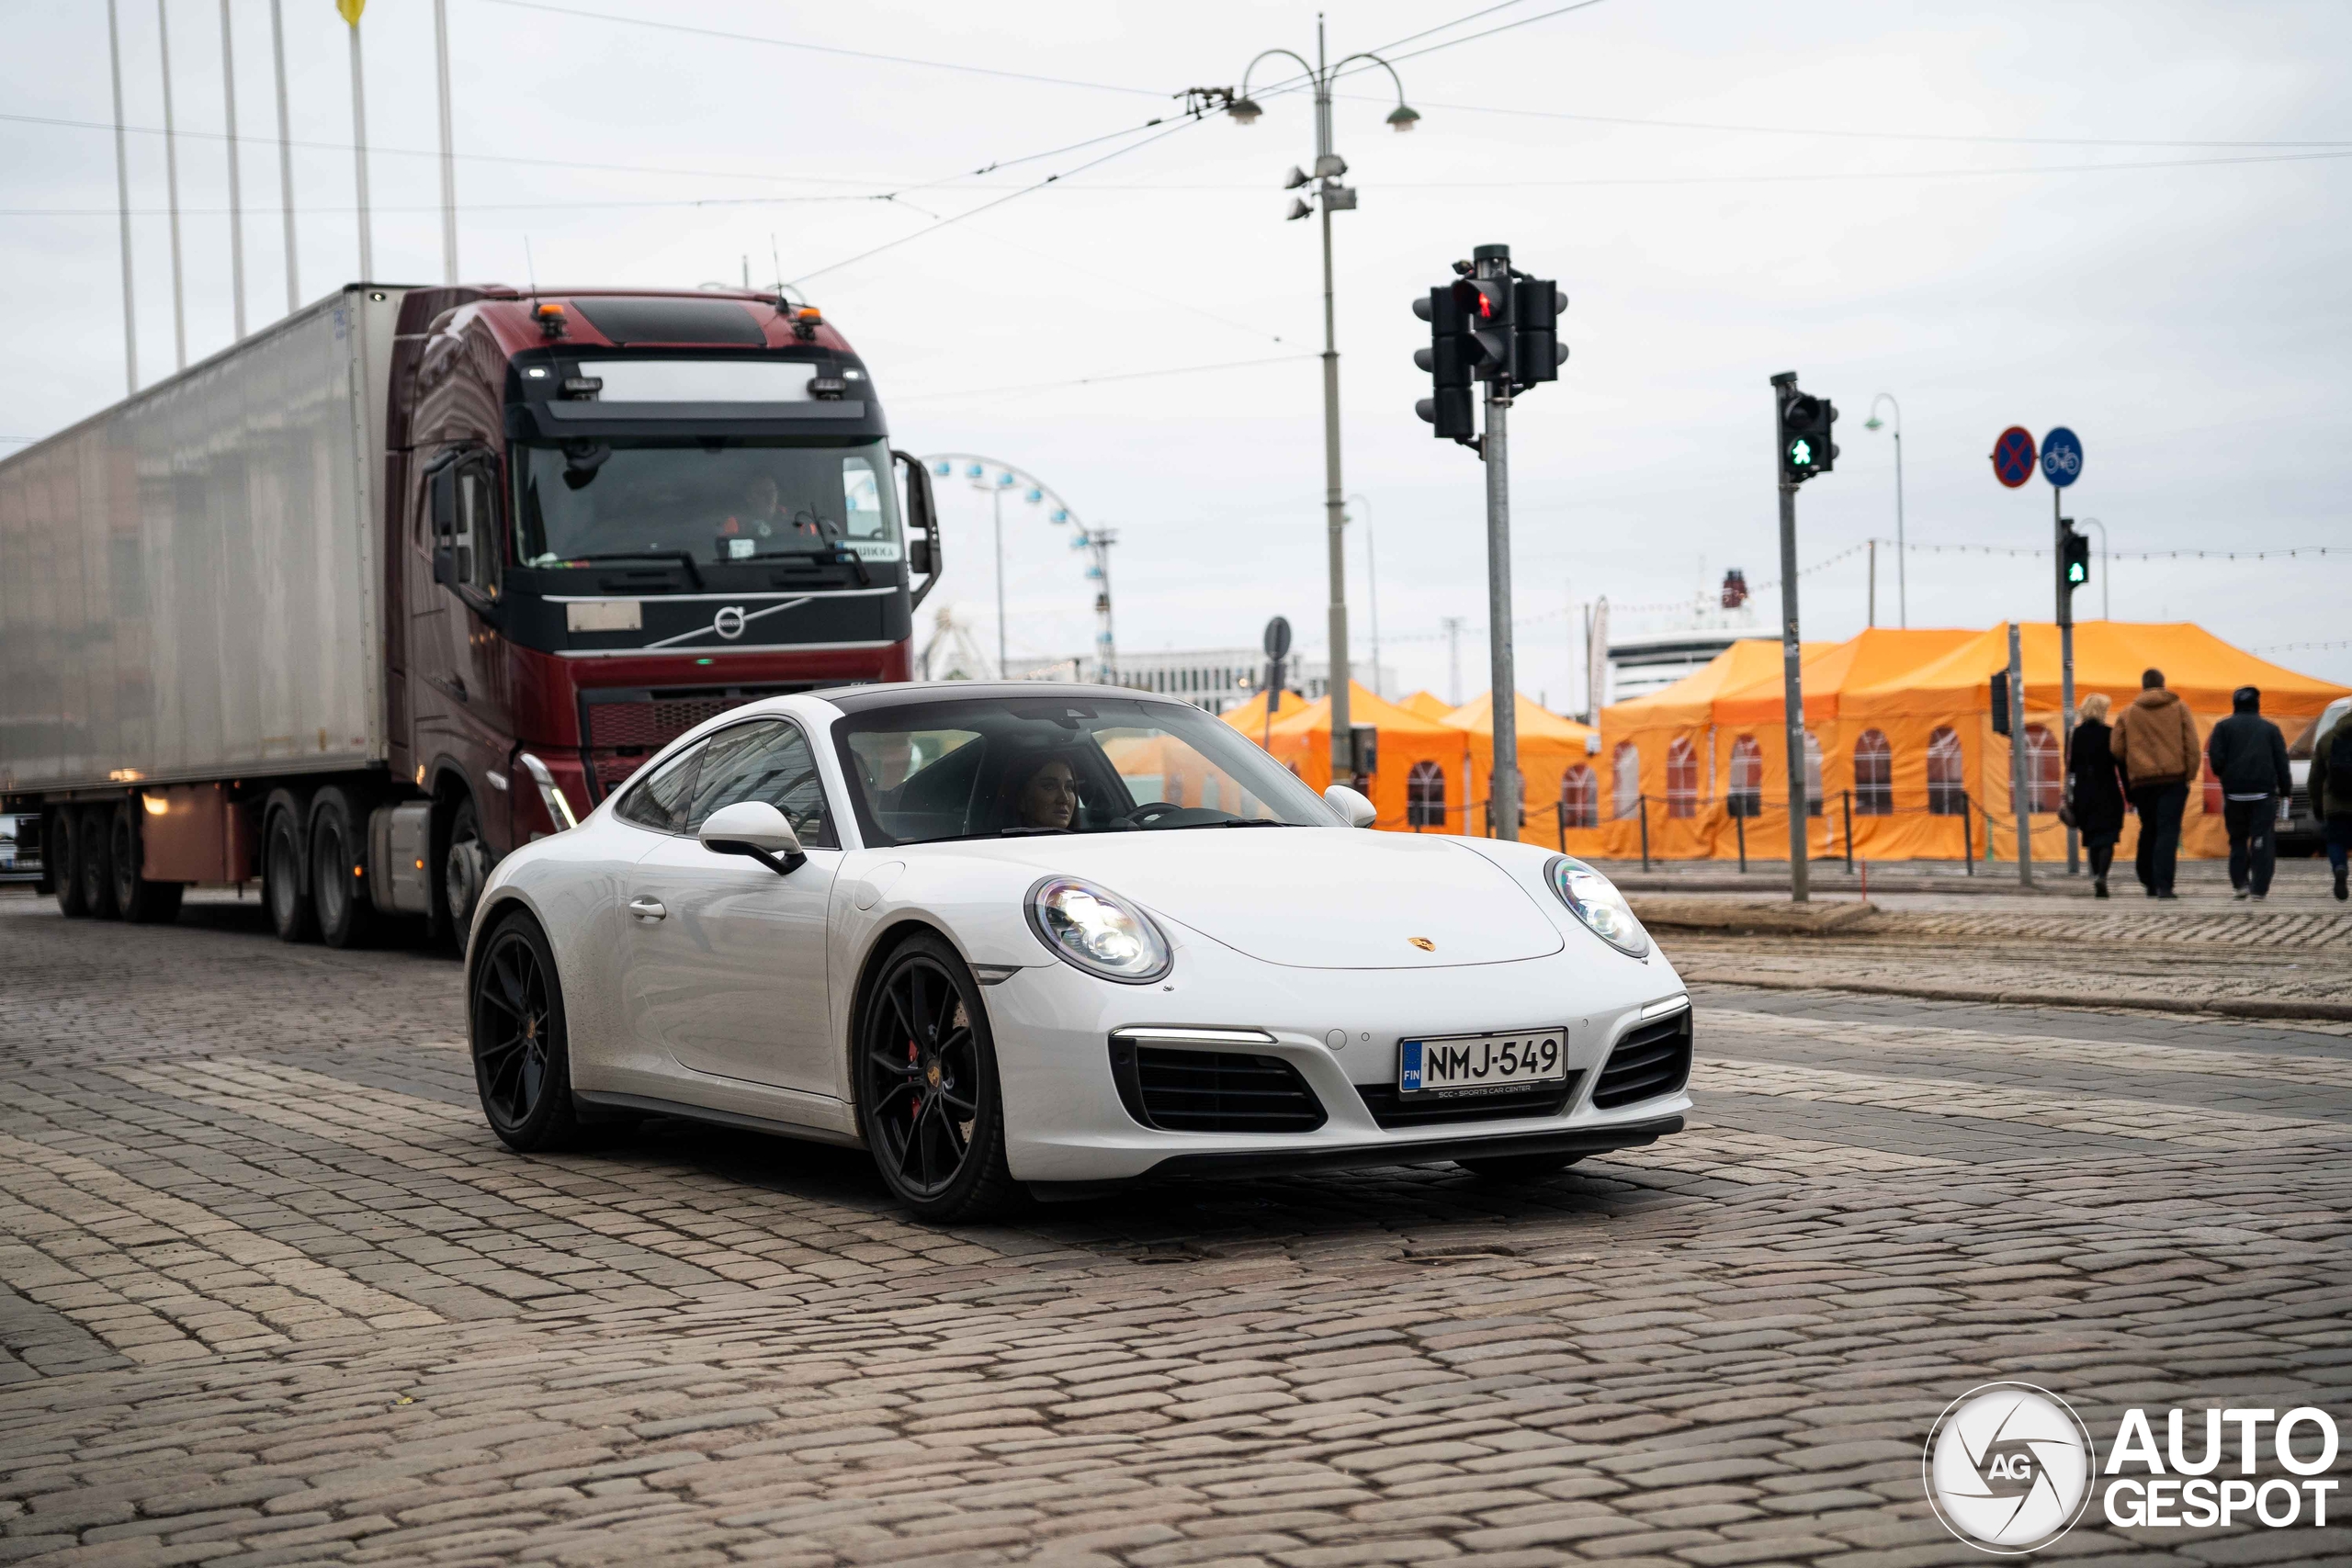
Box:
xmin=2056 ymin=484 xmax=2078 ymax=875
xmin=1778 ymin=474 xmax=1808 ymax=904
xmin=2008 ymin=623 xmax=2032 ymax=888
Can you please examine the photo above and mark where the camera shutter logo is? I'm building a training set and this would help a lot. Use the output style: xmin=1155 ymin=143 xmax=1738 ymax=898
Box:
xmin=712 ymin=605 xmax=748 ymax=640
xmin=1924 ymin=1382 xmax=2095 ymax=1553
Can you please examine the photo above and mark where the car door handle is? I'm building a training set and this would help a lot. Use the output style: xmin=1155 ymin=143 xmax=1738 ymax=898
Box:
xmin=628 ymin=897 xmax=667 ymax=921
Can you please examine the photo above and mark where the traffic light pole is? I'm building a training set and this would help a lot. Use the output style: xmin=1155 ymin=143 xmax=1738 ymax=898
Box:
xmin=1776 ymin=475 xmax=1808 ymax=903
xmin=1483 ymin=380 xmax=1521 ymax=840
xmin=2055 ymin=487 xmax=2078 ymax=875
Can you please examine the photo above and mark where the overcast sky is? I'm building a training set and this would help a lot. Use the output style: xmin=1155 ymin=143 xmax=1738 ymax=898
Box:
xmin=5 ymin=0 xmax=2347 ymax=706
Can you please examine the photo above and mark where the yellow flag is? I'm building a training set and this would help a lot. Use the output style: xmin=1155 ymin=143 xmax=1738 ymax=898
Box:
xmin=336 ymin=0 xmax=365 ymax=24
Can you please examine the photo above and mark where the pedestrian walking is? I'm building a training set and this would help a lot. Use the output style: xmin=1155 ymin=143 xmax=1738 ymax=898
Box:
xmin=2064 ymin=693 xmax=2128 ymax=898
xmin=2110 ymin=668 xmax=2199 ymax=899
xmin=2311 ymin=703 xmax=2352 ymax=903
xmin=2207 ymin=685 xmax=2290 ymax=901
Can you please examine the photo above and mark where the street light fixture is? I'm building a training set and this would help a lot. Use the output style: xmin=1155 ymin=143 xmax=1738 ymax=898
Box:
xmin=1863 ymin=393 xmax=1905 ymax=627
xmin=1221 ymin=19 xmax=1418 ymax=785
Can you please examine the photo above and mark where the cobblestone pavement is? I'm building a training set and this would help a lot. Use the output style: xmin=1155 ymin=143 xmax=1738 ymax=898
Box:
xmin=5 ymin=891 xmax=2350 ymax=1566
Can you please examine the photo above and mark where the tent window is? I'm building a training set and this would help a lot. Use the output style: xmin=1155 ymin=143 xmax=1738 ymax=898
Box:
xmin=1928 ymin=727 xmax=1965 ymax=816
xmin=2024 ymin=724 xmax=2064 ymax=813
xmin=1804 ymin=730 xmax=1825 ymax=818
xmin=1406 ymin=761 xmax=1446 ymax=828
xmin=1854 ymin=729 xmax=1894 ymax=816
xmin=1560 ymin=764 xmax=1597 ymax=829
xmin=1611 ymin=742 xmax=1642 ymax=820
xmin=1728 ymin=737 xmax=1763 ymax=818
xmin=1665 ymin=739 xmax=1700 ymax=818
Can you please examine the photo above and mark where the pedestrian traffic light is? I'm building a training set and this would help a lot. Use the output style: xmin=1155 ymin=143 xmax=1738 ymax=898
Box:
xmin=1465 ymin=271 xmax=1514 ymax=385
xmin=1412 ymin=283 xmax=1476 ymax=441
xmin=1989 ymin=670 xmax=2012 ymax=738
xmin=2061 ymin=524 xmax=2091 ymax=592
xmin=1512 ymin=276 xmax=1566 ymax=389
xmin=1774 ymin=374 xmax=1838 ymax=484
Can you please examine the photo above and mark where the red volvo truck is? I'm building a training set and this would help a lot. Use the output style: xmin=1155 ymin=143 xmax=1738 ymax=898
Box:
xmin=0 ymin=283 xmax=938 ymax=945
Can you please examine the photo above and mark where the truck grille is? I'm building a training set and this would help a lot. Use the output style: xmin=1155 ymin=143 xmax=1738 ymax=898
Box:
xmin=1591 ymin=1012 xmax=1693 ymax=1109
xmin=578 ymin=686 xmax=807 ymax=797
xmin=1108 ymin=1043 xmax=1327 ymax=1134
xmin=1354 ymin=1075 xmax=1583 ymax=1130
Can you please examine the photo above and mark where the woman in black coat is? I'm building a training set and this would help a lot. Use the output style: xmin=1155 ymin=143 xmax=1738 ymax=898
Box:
xmin=2067 ymin=692 xmax=2128 ymax=897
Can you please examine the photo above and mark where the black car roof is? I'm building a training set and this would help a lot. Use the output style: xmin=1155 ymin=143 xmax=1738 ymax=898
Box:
xmin=815 ymin=681 xmax=1193 ymax=716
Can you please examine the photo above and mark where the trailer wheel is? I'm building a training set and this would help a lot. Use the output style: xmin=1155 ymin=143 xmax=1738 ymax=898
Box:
xmin=110 ymin=803 xmax=184 ymax=925
xmin=264 ymin=802 xmax=319 ymax=943
xmin=310 ymin=787 xmax=377 ymax=949
xmin=51 ymin=809 xmax=88 ymax=918
xmin=79 ymin=805 xmax=120 ymax=920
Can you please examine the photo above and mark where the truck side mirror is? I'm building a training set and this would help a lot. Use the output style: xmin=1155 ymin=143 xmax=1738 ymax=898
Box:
xmin=429 ymin=466 xmax=458 ymax=586
xmin=893 ymin=449 xmax=941 ymax=607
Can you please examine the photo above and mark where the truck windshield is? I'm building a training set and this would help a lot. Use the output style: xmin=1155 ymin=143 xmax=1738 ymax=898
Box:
xmin=514 ymin=438 xmax=899 ymax=568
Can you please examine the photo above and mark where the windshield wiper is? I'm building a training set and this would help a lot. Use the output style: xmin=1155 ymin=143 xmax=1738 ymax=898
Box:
xmin=555 ymin=550 xmax=704 ymax=588
xmin=1000 ymin=826 xmax=1072 ymax=837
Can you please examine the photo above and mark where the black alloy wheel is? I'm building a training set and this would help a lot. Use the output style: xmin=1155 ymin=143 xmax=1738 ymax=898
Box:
xmin=469 ymin=911 xmax=582 ymax=1151
xmin=78 ymin=805 xmax=119 ymax=919
xmin=310 ymin=787 xmax=375 ymax=949
xmin=109 ymin=803 xmax=183 ymax=925
xmin=857 ymin=933 xmax=1019 ymax=1222
xmin=1454 ymin=1153 xmax=1583 ymax=1181
xmin=51 ymin=810 xmax=87 ymax=918
xmin=265 ymin=805 xmax=318 ymax=942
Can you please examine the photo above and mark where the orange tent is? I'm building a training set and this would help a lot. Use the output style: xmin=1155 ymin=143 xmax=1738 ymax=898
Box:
xmin=1259 ymin=682 xmax=1472 ymax=832
xmin=1399 ymin=691 xmax=1455 ymax=722
xmin=1221 ymin=687 xmax=1308 ymax=744
xmin=1579 ymin=639 xmax=1804 ymax=860
xmin=1442 ymin=693 xmax=1598 ymax=839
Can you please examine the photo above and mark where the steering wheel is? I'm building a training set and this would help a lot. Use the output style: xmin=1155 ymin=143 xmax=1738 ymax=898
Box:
xmin=1125 ymin=802 xmax=1186 ymax=827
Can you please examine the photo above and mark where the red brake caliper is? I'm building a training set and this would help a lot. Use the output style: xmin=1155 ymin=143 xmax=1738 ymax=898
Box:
xmin=908 ymin=1038 xmax=920 ymax=1120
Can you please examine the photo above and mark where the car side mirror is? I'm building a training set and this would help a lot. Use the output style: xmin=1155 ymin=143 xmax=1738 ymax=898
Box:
xmin=698 ymin=800 xmax=807 ymax=874
xmin=1324 ymin=784 xmax=1376 ymax=829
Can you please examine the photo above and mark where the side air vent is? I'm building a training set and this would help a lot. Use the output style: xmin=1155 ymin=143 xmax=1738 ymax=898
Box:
xmin=1108 ymin=1043 xmax=1327 ymax=1134
xmin=1355 ymin=1075 xmax=1583 ymax=1131
xmin=1591 ymin=1011 xmax=1693 ymax=1109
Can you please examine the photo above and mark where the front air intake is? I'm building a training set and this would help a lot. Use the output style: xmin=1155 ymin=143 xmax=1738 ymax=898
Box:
xmin=1108 ymin=1043 xmax=1327 ymax=1134
xmin=1590 ymin=1011 xmax=1693 ymax=1109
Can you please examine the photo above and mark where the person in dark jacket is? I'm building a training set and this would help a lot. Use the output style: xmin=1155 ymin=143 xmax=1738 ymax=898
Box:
xmin=2311 ymin=705 xmax=2352 ymax=903
xmin=2111 ymin=668 xmax=2200 ymax=898
xmin=2207 ymin=686 xmax=2291 ymax=900
xmin=2066 ymin=693 xmax=2129 ymax=897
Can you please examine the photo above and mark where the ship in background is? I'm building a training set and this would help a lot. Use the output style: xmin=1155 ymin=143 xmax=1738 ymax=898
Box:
xmin=1591 ymin=569 xmax=1760 ymax=714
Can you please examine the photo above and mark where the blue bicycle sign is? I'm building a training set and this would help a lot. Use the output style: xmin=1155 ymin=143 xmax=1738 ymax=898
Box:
xmin=2041 ymin=427 xmax=2083 ymax=488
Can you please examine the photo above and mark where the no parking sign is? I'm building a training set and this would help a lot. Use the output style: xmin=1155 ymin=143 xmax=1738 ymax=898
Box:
xmin=1991 ymin=426 xmax=2037 ymax=488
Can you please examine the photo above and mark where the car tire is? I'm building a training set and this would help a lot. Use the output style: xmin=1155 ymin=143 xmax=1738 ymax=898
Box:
xmin=855 ymin=931 xmax=1020 ymax=1224
xmin=264 ymin=798 xmax=318 ymax=943
xmin=469 ymin=908 xmax=585 ymax=1153
xmin=79 ymin=805 xmax=120 ymax=919
xmin=1454 ymin=1153 xmax=1584 ymax=1181
xmin=310 ymin=787 xmax=377 ymax=949
xmin=51 ymin=809 xmax=88 ymax=918
xmin=110 ymin=802 xmax=184 ymax=925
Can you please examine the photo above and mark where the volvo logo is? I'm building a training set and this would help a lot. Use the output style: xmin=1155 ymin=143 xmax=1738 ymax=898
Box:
xmin=712 ymin=605 xmax=748 ymax=640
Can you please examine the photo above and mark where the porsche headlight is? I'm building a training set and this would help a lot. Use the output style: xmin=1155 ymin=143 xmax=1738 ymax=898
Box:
xmin=1544 ymin=856 xmax=1649 ymax=957
xmin=1027 ymin=876 xmax=1172 ymax=983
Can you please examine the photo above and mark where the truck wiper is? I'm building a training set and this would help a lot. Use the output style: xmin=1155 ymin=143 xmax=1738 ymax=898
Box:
xmin=557 ymin=550 xmax=704 ymax=588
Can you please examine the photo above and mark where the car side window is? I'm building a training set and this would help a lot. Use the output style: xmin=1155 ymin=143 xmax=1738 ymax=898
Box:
xmin=686 ymin=720 xmax=836 ymax=849
xmin=615 ymin=743 xmax=702 ymax=833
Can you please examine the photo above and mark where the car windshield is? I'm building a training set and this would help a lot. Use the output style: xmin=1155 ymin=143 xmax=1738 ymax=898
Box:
xmin=513 ymin=438 xmax=899 ymax=568
xmin=832 ymin=694 xmax=1337 ymax=847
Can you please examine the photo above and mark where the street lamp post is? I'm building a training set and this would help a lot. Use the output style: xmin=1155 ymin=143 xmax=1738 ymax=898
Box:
xmin=1863 ymin=394 xmax=1905 ymax=627
xmin=1347 ymin=492 xmax=1379 ymax=700
xmin=1220 ymin=22 xmax=1418 ymax=784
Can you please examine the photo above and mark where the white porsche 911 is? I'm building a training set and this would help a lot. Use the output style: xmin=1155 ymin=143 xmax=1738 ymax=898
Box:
xmin=466 ymin=683 xmax=1691 ymax=1221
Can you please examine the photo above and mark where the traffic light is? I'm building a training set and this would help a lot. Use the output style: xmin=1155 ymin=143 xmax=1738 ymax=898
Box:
xmin=1464 ymin=270 xmax=1513 ymax=385
xmin=2061 ymin=523 xmax=2091 ymax=592
xmin=1412 ymin=283 xmax=1476 ymax=441
xmin=1774 ymin=375 xmax=1838 ymax=484
xmin=1512 ymin=277 xmax=1566 ymax=389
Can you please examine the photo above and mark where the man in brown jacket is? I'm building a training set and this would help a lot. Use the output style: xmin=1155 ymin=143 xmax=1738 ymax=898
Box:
xmin=2110 ymin=668 xmax=2201 ymax=898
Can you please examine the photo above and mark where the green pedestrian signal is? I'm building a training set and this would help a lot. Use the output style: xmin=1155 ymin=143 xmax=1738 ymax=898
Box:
xmin=1775 ymin=381 xmax=1837 ymax=484
xmin=1789 ymin=438 xmax=1815 ymax=468
xmin=2061 ymin=525 xmax=2091 ymax=591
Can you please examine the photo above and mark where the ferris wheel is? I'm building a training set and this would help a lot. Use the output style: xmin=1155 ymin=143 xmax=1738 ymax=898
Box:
xmin=920 ymin=454 xmax=1116 ymax=683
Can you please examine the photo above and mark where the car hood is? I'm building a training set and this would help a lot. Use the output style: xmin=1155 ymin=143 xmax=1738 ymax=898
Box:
xmin=921 ymin=829 xmax=1566 ymax=970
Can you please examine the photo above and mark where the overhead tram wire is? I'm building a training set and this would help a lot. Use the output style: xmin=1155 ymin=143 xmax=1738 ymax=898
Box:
xmin=887 ymin=353 xmax=1316 ymax=405
xmin=471 ymin=0 xmax=1166 ymax=98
